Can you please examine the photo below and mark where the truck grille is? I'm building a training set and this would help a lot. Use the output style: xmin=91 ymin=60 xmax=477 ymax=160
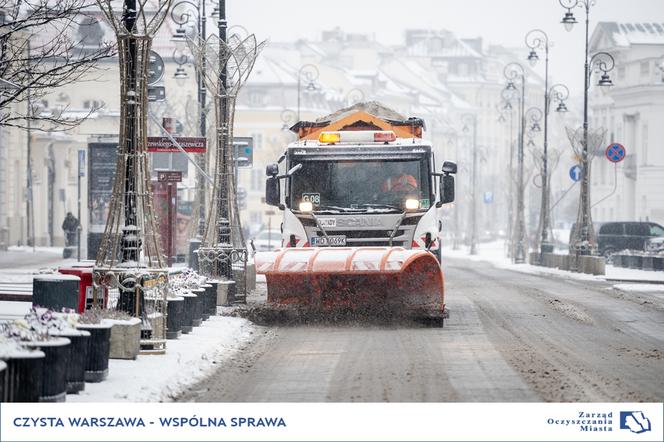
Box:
xmin=312 ymin=230 xmax=405 ymax=239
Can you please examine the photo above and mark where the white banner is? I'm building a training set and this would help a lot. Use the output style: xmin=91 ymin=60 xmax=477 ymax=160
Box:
xmin=1 ymin=402 xmax=662 ymax=441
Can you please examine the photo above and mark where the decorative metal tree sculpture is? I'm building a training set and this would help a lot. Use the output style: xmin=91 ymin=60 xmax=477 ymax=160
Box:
xmin=93 ymin=0 xmax=173 ymax=353
xmin=566 ymin=125 xmax=606 ymax=257
xmin=188 ymin=32 xmax=265 ymax=289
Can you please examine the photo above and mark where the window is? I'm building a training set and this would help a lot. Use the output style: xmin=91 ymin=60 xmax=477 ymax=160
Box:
xmin=650 ymin=224 xmax=664 ymax=236
xmin=640 ymin=61 xmax=650 ymax=77
xmin=625 ymin=223 xmax=649 ymax=236
xmin=599 ymin=223 xmax=623 ymax=235
xmin=248 ymin=91 xmax=266 ymax=107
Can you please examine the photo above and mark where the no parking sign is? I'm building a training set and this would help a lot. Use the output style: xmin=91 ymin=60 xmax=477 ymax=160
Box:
xmin=605 ymin=143 xmax=626 ymax=163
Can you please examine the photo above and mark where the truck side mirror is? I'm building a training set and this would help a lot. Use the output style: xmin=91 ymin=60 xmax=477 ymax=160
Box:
xmin=265 ymin=177 xmax=280 ymax=207
xmin=439 ymin=175 xmax=455 ymax=205
xmin=266 ymin=163 xmax=279 ymax=177
xmin=442 ymin=161 xmax=457 ymax=174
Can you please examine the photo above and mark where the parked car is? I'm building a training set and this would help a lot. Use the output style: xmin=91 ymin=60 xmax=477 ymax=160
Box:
xmin=250 ymin=230 xmax=281 ymax=252
xmin=568 ymin=221 xmax=664 ymax=257
xmin=595 ymin=222 xmax=664 ymax=257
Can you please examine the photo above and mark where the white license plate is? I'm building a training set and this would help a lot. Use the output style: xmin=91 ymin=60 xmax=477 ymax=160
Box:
xmin=311 ymin=235 xmax=346 ymax=246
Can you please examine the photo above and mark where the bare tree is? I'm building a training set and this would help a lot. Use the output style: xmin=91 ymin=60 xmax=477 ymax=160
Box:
xmin=0 ymin=0 xmax=114 ymax=130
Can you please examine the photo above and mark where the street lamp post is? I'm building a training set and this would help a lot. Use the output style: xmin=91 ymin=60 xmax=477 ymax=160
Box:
xmin=170 ymin=0 xmax=208 ymax=243
xmin=559 ymin=0 xmax=615 ymax=256
xmin=461 ymin=113 xmax=478 ymax=255
xmin=504 ymin=62 xmax=527 ymax=263
xmin=526 ymin=29 xmax=571 ymax=258
xmin=296 ymin=64 xmax=319 ymax=122
xmin=525 ymin=29 xmax=552 ymax=256
xmin=497 ymin=96 xmax=515 ymax=257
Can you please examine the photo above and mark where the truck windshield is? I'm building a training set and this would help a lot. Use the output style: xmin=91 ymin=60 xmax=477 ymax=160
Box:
xmin=290 ymin=158 xmax=431 ymax=212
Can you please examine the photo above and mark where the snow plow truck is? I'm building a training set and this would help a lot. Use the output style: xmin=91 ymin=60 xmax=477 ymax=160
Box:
xmin=254 ymin=102 xmax=456 ymax=322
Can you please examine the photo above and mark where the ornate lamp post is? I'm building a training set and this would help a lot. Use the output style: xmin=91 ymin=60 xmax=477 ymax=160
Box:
xmin=169 ymin=0 xmax=210 ymax=263
xmin=504 ymin=62 xmax=527 ymax=263
xmin=461 ymin=113 xmax=478 ymax=255
xmin=296 ymin=64 xmax=319 ymax=121
xmin=280 ymin=108 xmax=297 ymax=131
xmin=526 ymin=28 xmax=571 ymax=257
xmin=559 ymin=0 xmax=616 ymax=256
xmin=497 ymin=95 xmax=515 ymax=257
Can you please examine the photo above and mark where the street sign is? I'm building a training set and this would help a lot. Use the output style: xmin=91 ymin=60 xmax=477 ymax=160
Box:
xmin=157 ymin=171 xmax=182 ymax=183
xmin=147 ymin=86 xmax=165 ymax=102
xmin=147 ymin=51 xmax=165 ymax=86
xmin=605 ymin=142 xmax=626 ymax=163
xmin=147 ymin=136 xmax=206 ymax=153
xmin=532 ymin=174 xmax=543 ymax=188
xmin=233 ymin=137 xmax=253 ymax=168
xmin=569 ymin=165 xmax=582 ymax=182
xmin=483 ymin=191 xmax=493 ymax=204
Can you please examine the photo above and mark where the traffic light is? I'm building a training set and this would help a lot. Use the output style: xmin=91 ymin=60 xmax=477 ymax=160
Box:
xmin=233 ymin=137 xmax=253 ymax=168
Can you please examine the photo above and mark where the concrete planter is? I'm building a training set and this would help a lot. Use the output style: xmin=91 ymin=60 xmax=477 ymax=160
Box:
xmin=204 ymin=282 xmax=218 ymax=317
xmin=653 ymin=256 xmax=664 ymax=271
xmin=579 ymin=256 xmax=605 ymax=275
xmin=51 ymin=329 xmax=90 ymax=394
xmin=76 ymin=323 xmax=111 ymax=382
xmin=626 ymin=254 xmax=642 ymax=269
xmin=32 ymin=274 xmax=80 ymax=311
xmin=190 ymin=288 xmax=205 ymax=327
xmin=612 ymin=254 xmax=624 ymax=268
xmin=245 ymin=262 xmax=257 ymax=292
xmin=104 ymin=318 xmax=141 ymax=360
xmin=1 ymin=347 xmax=45 ymax=402
xmin=166 ymin=296 xmax=185 ymax=339
xmin=199 ymin=284 xmax=212 ymax=321
xmin=180 ymin=291 xmax=196 ymax=334
xmin=216 ymin=280 xmax=236 ymax=306
xmin=23 ymin=338 xmax=71 ymax=402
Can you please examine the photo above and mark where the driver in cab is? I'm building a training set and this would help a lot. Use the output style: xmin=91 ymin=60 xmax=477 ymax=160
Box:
xmin=382 ymin=171 xmax=418 ymax=194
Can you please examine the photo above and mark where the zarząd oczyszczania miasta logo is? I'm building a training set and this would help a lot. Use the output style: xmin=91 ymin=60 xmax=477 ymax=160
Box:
xmin=619 ymin=411 xmax=651 ymax=434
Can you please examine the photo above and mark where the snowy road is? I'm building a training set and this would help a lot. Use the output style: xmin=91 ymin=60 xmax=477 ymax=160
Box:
xmin=173 ymin=258 xmax=662 ymax=401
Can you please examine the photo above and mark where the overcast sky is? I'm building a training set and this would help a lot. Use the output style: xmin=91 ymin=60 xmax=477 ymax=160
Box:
xmin=227 ymin=0 xmax=664 ymax=98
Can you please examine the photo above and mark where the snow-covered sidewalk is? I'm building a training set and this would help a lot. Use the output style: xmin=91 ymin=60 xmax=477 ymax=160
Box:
xmin=0 ymin=249 xmax=263 ymax=402
xmin=68 ymin=315 xmax=259 ymax=402
xmin=443 ymin=240 xmax=664 ymax=294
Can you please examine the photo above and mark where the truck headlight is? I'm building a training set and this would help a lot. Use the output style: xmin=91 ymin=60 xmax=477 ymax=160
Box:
xmin=299 ymin=201 xmax=313 ymax=212
xmin=405 ymin=198 xmax=420 ymax=210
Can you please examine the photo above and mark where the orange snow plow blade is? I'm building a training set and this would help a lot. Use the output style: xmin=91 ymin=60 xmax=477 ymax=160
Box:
xmin=254 ymin=247 xmax=445 ymax=318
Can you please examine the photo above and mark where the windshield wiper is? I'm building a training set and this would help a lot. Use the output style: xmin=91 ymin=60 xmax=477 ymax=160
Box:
xmin=315 ymin=205 xmax=355 ymax=213
xmin=355 ymin=203 xmax=402 ymax=212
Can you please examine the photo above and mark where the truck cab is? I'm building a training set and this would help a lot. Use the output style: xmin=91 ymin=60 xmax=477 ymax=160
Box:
xmin=264 ymin=106 xmax=456 ymax=262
